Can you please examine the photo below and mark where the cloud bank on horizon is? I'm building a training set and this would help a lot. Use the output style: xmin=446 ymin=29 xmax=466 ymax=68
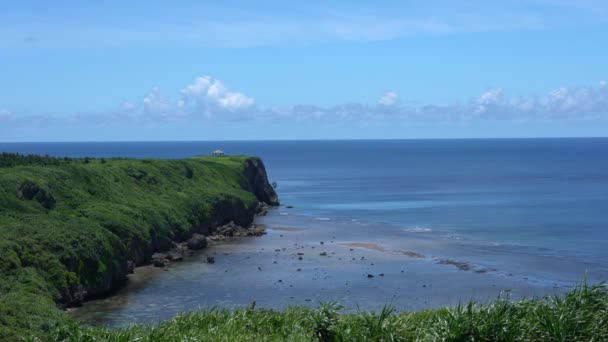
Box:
xmin=2 ymin=76 xmax=607 ymax=127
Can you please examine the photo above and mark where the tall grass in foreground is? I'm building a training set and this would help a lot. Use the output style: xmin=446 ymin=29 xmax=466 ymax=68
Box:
xmin=48 ymin=279 xmax=608 ymax=342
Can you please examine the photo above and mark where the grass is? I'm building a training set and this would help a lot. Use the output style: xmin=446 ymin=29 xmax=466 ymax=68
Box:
xmin=0 ymin=154 xmax=266 ymax=340
xmin=49 ymin=280 xmax=608 ymax=341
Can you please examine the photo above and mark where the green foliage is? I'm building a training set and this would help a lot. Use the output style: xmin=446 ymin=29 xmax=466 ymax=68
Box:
xmin=0 ymin=155 xmax=259 ymax=340
xmin=48 ymin=281 xmax=608 ymax=341
xmin=311 ymin=302 xmax=342 ymax=341
xmin=0 ymin=153 xmax=73 ymax=168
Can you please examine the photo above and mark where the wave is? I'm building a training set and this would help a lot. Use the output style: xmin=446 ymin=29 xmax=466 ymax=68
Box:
xmin=403 ymin=227 xmax=433 ymax=233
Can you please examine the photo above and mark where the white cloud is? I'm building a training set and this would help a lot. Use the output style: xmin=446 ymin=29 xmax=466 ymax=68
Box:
xmin=272 ymin=82 xmax=608 ymax=123
xmin=3 ymin=79 xmax=608 ymax=128
xmin=378 ymin=91 xmax=398 ymax=106
xmin=206 ymin=80 xmax=227 ymax=99
xmin=142 ymin=87 xmax=171 ymax=116
xmin=181 ymin=76 xmax=212 ymax=97
xmin=473 ymin=88 xmax=504 ymax=114
xmin=180 ymin=76 xmax=255 ymax=112
xmin=217 ymin=92 xmax=256 ymax=112
xmin=476 ymin=83 xmax=608 ymax=119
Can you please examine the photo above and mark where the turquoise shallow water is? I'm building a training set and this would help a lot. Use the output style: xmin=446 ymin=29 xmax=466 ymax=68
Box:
xmin=3 ymin=138 xmax=607 ymax=325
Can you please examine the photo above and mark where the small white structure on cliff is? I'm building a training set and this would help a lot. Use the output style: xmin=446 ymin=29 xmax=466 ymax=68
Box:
xmin=211 ymin=149 xmax=225 ymax=156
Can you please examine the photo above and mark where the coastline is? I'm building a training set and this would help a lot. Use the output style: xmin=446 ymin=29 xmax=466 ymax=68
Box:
xmin=2 ymin=140 xmax=607 ymax=340
xmin=69 ymin=208 xmax=569 ymax=327
xmin=55 ymin=156 xmax=280 ymax=308
xmin=0 ymin=154 xmax=279 ymax=340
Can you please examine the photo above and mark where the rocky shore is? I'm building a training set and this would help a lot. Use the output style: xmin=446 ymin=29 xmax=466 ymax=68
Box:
xmin=150 ymin=221 xmax=268 ymax=268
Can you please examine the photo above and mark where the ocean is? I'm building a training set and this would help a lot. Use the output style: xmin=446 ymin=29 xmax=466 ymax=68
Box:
xmin=3 ymin=138 xmax=607 ymax=325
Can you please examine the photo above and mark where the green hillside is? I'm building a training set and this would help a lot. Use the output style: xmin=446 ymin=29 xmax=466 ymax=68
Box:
xmin=0 ymin=154 xmax=277 ymax=340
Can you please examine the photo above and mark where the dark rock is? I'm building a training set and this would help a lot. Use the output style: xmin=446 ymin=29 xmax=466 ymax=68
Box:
xmin=167 ymin=252 xmax=183 ymax=262
xmin=367 ymin=274 xmax=374 ymax=278
xmin=217 ymin=222 xmax=238 ymax=236
xmin=319 ymin=252 xmax=328 ymax=256
xmin=127 ymin=261 xmax=135 ymax=274
xmin=206 ymin=256 xmax=215 ymax=264
xmin=152 ymin=252 xmax=166 ymax=259
xmin=153 ymin=259 xmax=166 ymax=267
xmin=242 ymin=157 xmax=280 ymax=206
xmin=256 ymin=202 xmax=269 ymax=216
xmin=152 ymin=253 xmax=167 ymax=267
xmin=187 ymin=234 xmax=208 ymax=250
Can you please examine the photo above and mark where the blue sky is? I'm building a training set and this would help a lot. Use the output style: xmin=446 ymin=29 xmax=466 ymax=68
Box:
xmin=1 ymin=0 xmax=607 ymax=141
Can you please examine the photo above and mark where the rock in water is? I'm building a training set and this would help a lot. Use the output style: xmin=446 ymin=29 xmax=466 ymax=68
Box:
xmin=152 ymin=253 xmax=167 ymax=267
xmin=167 ymin=252 xmax=183 ymax=262
xmin=187 ymin=234 xmax=208 ymax=250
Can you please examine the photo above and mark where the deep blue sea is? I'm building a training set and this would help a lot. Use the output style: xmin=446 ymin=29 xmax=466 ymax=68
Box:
xmin=3 ymin=139 xmax=608 ymax=324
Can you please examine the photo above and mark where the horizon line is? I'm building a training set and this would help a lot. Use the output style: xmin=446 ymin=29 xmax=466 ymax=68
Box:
xmin=1 ymin=136 xmax=608 ymax=144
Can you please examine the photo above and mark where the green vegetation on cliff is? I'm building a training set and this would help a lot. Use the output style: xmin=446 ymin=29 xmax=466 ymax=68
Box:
xmin=0 ymin=154 xmax=278 ymax=340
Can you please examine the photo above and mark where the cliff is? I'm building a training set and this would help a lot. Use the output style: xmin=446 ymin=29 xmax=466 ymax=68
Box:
xmin=0 ymin=154 xmax=278 ymax=339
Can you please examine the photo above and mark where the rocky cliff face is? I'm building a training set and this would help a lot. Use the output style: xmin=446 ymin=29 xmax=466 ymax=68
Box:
xmin=242 ymin=157 xmax=280 ymax=206
xmin=58 ymin=157 xmax=279 ymax=307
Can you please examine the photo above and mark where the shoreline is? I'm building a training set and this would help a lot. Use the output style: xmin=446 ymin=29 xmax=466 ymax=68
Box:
xmin=66 ymin=221 xmax=269 ymax=316
xmin=68 ymin=210 xmax=572 ymax=327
